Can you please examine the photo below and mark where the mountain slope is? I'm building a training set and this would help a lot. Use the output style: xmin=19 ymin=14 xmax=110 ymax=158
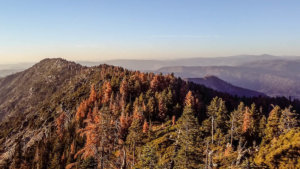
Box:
xmin=0 ymin=58 xmax=84 ymax=121
xmin=186 ymin=76 xmax=266 ymax=97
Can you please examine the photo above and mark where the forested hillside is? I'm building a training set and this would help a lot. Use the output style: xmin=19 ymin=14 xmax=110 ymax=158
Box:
xmin=0 ymin=58 xmax=299 ymax=169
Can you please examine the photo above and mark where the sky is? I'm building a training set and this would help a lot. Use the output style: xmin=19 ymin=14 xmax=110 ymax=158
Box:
xmin=0 ymin=0 xmax=300 ymax=63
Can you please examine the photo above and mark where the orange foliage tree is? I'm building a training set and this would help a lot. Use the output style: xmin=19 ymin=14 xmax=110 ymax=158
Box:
xmin=56 ymin=112 xmax=66 ymax=139
xmin=102 ymin=82 xmax=112 ymax=104
xmin=242 ymin=107 xmax=252 ymax=133
xmin=143 ymin=120 xmax=149 ymax=133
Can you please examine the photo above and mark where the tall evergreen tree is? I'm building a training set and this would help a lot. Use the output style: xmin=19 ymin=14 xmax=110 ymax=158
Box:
xmin=126 ymin=115 xmax=143 ymax=167
xmin=174 ymin=91 xmax=201 ymax=169
xmin=206 ymin=97 xmax=228 ymax=145
xmin=229 ymin=102 xmax=245 ymax=145
xmin=139 ymin=144 xmax=158 ymax=169
xmin=279 ymin=106 xmax=299 ymax=133
xmin=264 ymin=105 xmax=281 ymax=143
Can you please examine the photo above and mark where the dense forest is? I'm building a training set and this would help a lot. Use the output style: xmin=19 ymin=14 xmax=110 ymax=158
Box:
xmin=0 ymin=60 xmax=299 ymax=169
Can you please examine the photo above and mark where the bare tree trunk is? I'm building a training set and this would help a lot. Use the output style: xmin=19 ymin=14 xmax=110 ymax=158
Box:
xmin=211 ymin=116 xmax=214 ymax=145
xmin=231 ymin=116 xmax=234 ymax=146
xmin=208 ymin=150 xmax=214 ymax=169
xmin=100 ymin=146 xmax=104 ymax=169
xmin=205 ymin=140 xmax=209 ymax=169
xmin=121 ymin=147 xmax=126 ymax=169
xmin=236 ymin=139 xmax=248 ymax=166
xmin=132 ymin=142 xmax=135 ymax=168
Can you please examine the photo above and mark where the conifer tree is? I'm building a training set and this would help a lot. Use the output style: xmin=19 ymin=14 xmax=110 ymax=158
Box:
xmin=206 ymin=97 xmax=228 ymax=145
xmin=88 ymin=84 xmax=97 ymax=104
xmin=174 ymin=91 xmax=201 ymax=169
xmin=150 ymin=75 xmax=160 ymax=91
xmin=143 ymin=120 xmax=149 ymax=133
xmin=158 ymin=93 xmax=167 ymax=120
xmin=229 ymin=102 xmax=244 ymax=145
xmin=258 ymin=115 xmax=267 ymax=138
xmin=140 ymin=144 xmax=158 ymax=169
xmin=279 ymin=106 xmax=299 ymax=133
xmin=120 ymin=78 xmax=129 ymax=107
xmin=249 ymin=103 xmax=262 ymax=139
xmin=102 ymin=81 xmax=112 ymax=104
xmin=264 ymin=105 xmax=281 ymax=143
xmin=126 ymin=115 xmax=143 ymax=167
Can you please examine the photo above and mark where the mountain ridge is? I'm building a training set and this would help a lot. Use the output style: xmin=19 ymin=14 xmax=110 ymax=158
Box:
xmin=157 ymin=60 xmax=300 ymax=99
xmin=186 ymin=75 xmax=266 ymax=97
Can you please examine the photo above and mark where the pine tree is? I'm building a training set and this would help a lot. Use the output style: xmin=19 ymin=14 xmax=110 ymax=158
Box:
xmin=258 ymin=115 xmax=267 ymax=138
xmin=139 ymin=144 xmax=158 ymax=169
xmin=88 ymin=84 xmax=97 ymax=104
xmin=158 ymin=93 xmax=167 ymax=120
xmin=146 ymin=97 xmax=156 ymax=120
xmin=150 ymin=75 xmax=160 ymax=91
xmin=242 ymin=107 xmax=252 ymax=133
xmin=102 ymin=81 xmax=112 ymax=104
xmin=206 ymin=97 xmax=228 ymax=145
xmin=174 ymin=91 xmax=201 ymax=169
xmin=249 ymin=103 xmax=262 ymax=139
xmin=143 ymin=120 xmax=149 ymax=133
xmin=56 ymin=112 xmax=66 ymax=139
xmin=81 ymin=157 xmax=97 ymax=169
xmin=229 ymin=102 xmax=245 ymax=145
xmin=279 ymin=106 xmax=299 ymax=133
xmin=264 ymin=105 xmax=281 ymax=143
xmin=126 ymin=115 xmax=143 ymax=167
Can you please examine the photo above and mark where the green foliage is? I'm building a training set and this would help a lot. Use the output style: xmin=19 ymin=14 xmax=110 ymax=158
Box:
xmin=264 ymin=105 xmax=282 ymax=143
xmin=279 ymin=106 xmax=299 ymax=133
xmin=255 ymin=128 xmax=300 ymax=168
xmin=81 ymin=157 xmax=97 ymax=169
xmin=139 ymin=144 xmax=158 ymax=169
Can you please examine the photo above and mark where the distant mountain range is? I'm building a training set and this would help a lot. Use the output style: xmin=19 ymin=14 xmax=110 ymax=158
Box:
xmin=158 ymin=59 xmax=300 ymax=99
xmin=186 ymin=76 xmax=266 ymax=98
xmin=94 ymin=54 xmax=289 ymax=71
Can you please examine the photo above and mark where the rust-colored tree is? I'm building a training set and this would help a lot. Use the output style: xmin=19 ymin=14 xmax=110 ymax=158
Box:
xmin=102 ymin=82 xmax=112 ymax=104
xmin=150 ymin=75 xmax=160 ymax=90
xmin=56 ymin=112 xmax=66 ymax=139
xmin=88 ymin=84 xmax=97 ymax=104
xmin=172 ymin=115 xmax=176 ymax=126
xmin=242 ymin=107 xmax=252 ymax=133
xmin=143 ymin=120 xmax=149 ymax=133
xmin=185 ymin=91 xmax=195 ymax=107
xmin=76 ymin=100 xmax=88 ymax=121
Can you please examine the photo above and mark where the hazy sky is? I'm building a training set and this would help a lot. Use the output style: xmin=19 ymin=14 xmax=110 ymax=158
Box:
xmin=1 ymin=0 xmax=300 ymax=63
